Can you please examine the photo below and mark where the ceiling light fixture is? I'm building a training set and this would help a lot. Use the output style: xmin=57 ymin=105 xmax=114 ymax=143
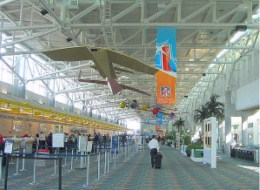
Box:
xmin=66 ymin=37 xmax=72 ymax=42
xmin=235 ymin=25 xmax=247 ymax=31
xmin=230 ymin=31 xmax=245 ymax=43
xmin=40 ymin=9 xmax=48 ymax=15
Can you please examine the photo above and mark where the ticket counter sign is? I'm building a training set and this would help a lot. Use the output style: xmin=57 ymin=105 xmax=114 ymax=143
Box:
xmin=4 ymin=139 xmax=14 ymax=154
xmin=78 ymin=136 xmax=87 ymax=152
xmin=111 ymin=136 xmax=119 ymax=154
xmin=111 ymin=136 xmax=119 ymax=148
xmin=86 ymin=141 xmax=93 ymax=153
xmin=52 ymin=133 xmax=65 ymax=148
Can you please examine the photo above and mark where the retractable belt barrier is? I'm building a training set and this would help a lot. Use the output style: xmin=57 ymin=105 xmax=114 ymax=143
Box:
xmin=0 ymin=143 xmax=138 ymax=189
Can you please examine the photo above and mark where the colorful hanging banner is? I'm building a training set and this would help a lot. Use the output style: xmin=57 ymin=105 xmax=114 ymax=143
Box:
xmin=155 ymin=27 xmax=177 ymax=105
xmin=155 ymin=112 xmax=164 ymax=125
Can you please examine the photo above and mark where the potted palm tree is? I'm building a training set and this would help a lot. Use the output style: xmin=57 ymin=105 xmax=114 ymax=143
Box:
xmin=206 ymin=94 xmax=224 ymax=120
xmin=194 ymin=94 xmax=224 ymax=136
xmin=191 ymin=94 xmax=224 ymax=160
xmin=173 ymin=117 xmax=186 ymax=151
xmin=194 ymin=105 xmax=209 ymax=124
xmin=173 ymin=117 xmax=185 ymax=136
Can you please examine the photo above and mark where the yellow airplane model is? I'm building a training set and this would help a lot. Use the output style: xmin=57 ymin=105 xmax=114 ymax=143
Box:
xmin=42 ymin=46 xmax=172 ymax=96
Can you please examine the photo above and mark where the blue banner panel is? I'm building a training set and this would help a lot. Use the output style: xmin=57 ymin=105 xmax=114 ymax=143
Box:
xmin=155 ymin=112 xmax=164 ymax=125
xmin=155 ymin=27 xmax=177 ymax=73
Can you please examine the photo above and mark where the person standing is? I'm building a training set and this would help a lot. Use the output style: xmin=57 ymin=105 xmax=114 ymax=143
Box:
xmin=39 ymin=131 xmax=46 ymax=149
xmin=0 ymin=134 xmax=5 ymax=166
xmin=148 ymin=135 xmax=160 ymax=168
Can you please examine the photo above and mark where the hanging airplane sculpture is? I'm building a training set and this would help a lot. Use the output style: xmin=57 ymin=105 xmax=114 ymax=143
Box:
xmin=42 ymin=46 xmax=174 ymax=96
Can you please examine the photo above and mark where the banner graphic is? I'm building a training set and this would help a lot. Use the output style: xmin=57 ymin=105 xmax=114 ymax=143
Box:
xmin=155 ymin=27 xmax=177 ymax=105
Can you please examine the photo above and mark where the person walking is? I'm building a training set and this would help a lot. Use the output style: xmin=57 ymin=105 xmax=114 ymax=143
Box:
xmin=148 ymin=135 xmax=160 ymax=168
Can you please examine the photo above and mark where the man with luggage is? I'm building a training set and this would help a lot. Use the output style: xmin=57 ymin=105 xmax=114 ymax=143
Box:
xmin=148 ymin=135 xmax=160 ymax=168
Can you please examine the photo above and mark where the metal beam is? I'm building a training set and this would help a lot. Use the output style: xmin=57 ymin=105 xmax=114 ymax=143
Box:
xmin=0 ymin=24 xmax=56 ymax=32
xmin=0 ymin=0 xmax=16 ymax=7
xmin=74 ymin=93 xmax=112 ymax=102
xmin=145 ymin=1 xmax=177 ymax=22
xmin=26 ymin=63 xmax=89 ymax=83
xmin=112 ymin=2 xmax=140 ymax=22
xmin=0 ymin=28 xmax=58 ymax=48
xmin=181 ymin=2 xmax=213 ymax=22
xmin=68 ymin=23 xmax=259 ymax=29
xmin=70 ymin=3 xmax=99 ymax=23
xmin=39 ymin=0 xmax=81 ymax=45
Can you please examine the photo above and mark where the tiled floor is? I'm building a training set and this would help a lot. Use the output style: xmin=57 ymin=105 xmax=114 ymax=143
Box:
xmin=0 ymin=145 xmax=259 ymax=190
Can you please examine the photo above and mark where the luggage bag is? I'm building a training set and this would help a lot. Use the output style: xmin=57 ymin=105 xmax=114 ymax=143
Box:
xmin=154 ymin=153 xmax=162 ymax=169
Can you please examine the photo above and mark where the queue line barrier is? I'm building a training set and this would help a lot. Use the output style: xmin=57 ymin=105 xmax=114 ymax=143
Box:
xmin=0 ymin=143 xmax=138 ymax=190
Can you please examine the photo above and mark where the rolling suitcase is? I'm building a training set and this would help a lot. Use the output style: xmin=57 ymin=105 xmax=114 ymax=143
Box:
xmin=154 ymin=153 xmax=162 ymax=169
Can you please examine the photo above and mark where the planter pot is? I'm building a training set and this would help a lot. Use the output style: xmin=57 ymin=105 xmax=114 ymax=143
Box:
xmin=186 ymin=149 xmax=191 ymax=157
xmin=191 ymin=149 xmax=203 ymax=162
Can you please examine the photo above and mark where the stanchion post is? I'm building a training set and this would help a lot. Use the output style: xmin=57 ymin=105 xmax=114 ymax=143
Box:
xmin=63 ymin=147 xmax=67 ymax=167
xmin=58 ymin=157 xmax=62 ymax=190
xmin=113 ymin=148 xmax=116 ymax=168
xmin=69 ymin=148 xmax=74 ymax=171
xmin=9 ymin=154 xmax=15 ymax=165
xmin=51 ymin=149 xmax=57 ymax=176
xmin=115 ymin=148 xmax=119 ymax=165
xmin=4 ymin=154 xmax=10 ymax=190
xmin=97 ymin=153 xmax=100 ymax=181
xmin=83 ymin=154 xmax=90 ymax=188
xmin=104 ymin=151 xmax=107 ymax=175
xmin=20 ymin=148 xmax=27 ymax=172
xmin=124 ymin=147 xmax=127 ymax=162
xmin=13 ymin=155 xmax=21 ymax=176
xmin=29 ymin=158 xmax=39 ymax=185
xmin=107 ymin=151 xmax=110 ymax=173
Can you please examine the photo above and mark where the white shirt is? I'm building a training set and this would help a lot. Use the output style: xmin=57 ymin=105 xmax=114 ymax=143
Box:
xmin=39 ymin=133 xmax=46 ymax=141
xmin=148 ymin=139 xmax=160 ymax=152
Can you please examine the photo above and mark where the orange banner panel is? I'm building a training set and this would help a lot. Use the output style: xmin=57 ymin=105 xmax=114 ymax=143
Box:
xmin=156 ymin=70 xmax=176 ymax=105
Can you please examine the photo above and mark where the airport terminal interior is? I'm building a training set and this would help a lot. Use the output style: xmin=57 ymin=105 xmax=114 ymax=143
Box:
xmin=0 ymin=0 xmax=259 ymax=189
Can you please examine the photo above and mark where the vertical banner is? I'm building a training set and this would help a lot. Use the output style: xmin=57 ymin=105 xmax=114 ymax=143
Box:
xmin=155 ymin=112 xmax=164 ymax=125
xmin=155 ymin=27 xmax=177 ymax=105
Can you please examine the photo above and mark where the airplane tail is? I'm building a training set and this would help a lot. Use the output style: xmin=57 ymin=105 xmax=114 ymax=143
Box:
xmin=107 ymin=78 xmax=123 ymax=95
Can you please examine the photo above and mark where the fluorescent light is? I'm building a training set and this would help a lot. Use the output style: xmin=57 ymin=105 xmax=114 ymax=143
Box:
xmin=209 ymin=64 xmax=215 ymax=68
xmin=216 ymin=49 xmax=228 ymax=58
xmin=230 ymin=31 xmax=245 ymax=43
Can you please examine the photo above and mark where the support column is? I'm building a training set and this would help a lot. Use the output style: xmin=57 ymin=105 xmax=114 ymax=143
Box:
xmin=224 ymin=90 xmax=232 ymax=155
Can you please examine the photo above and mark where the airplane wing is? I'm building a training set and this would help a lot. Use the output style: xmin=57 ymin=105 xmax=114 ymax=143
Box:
xmin=43 ymin=46 xmax=168 ymax=96
xmin=42 ymin=46 xmax=160 ymax=76
xmin=106 ymin=49 xmax=159 ymax=75
xmin=42 ymin=46 xmax=92 ymax=61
